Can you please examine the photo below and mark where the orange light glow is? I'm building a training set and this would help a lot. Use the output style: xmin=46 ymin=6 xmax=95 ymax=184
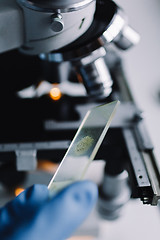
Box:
xmin=38 ymin=160 xmax=59 ymax=173
xmin=49 ymin=85 xmax=62 ymax=101
xmin=77 ymin=73 xmax=83 ymax=83
xmin=15 ymin=187 xmax=25 ymax=197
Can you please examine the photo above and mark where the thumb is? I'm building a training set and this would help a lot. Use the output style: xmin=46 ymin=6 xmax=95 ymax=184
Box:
xmin=34 ymin=180 xmax=98 ymax=240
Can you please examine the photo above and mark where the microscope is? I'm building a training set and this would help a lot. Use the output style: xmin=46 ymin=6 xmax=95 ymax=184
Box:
xmin=0 ymin=0 xmax=160 ymax=222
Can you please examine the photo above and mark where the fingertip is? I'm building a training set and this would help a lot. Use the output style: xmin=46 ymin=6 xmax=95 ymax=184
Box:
xmin=53 ymin=180 xmax=98 ymax=215
xmin=45 ymin=180 xmax=98 ymax=239
xmin=25 ymin=184 xmax=49 ymax=202
xmin=70 ymin=180 xmax=98 ymax=207
xmin=83 ymin=180 xmax=99 ymax=202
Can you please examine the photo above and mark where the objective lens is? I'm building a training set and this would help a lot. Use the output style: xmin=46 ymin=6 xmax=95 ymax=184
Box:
xmin=75 ymin=57 xmax=113 ymax=99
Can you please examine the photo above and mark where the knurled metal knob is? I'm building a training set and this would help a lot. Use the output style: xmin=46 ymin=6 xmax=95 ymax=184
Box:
xmin=51 ymin=14 xmax=64 ymax=32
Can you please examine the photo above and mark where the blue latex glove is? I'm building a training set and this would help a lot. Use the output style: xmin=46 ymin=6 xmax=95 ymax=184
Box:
xmin=0 ymin=180 xmax=98 ymax=240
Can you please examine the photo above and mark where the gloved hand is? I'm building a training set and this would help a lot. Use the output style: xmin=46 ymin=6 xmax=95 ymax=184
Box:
xmin=0 ymin=180 xmax=98 ymax=240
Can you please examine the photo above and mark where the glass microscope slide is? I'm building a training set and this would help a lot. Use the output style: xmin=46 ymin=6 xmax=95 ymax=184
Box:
xmin=48 ymin=100 xmax=120 ymax=196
